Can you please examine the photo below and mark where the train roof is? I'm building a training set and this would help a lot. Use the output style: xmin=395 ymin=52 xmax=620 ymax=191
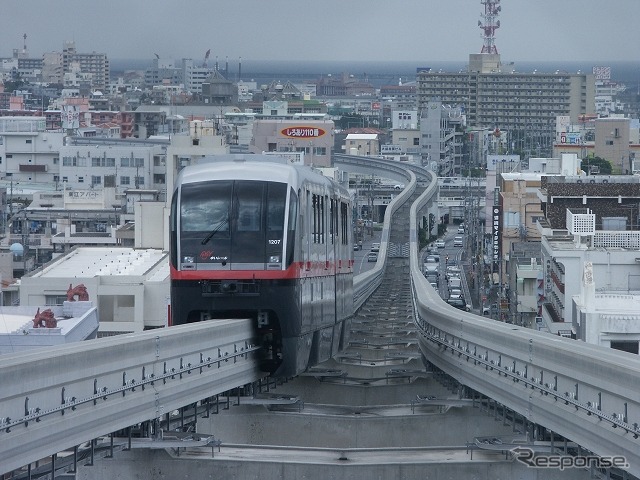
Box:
xmin=176 ymin=156 xmax=347 ymax=195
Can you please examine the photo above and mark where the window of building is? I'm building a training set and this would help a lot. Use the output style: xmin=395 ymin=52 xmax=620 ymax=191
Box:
xmin=153 ymin=174 xmax=165 ymax=184
xmin=25 ymin=139 xmax=32 ymax=144
xmin=45 ymin=295 xmax=67 ymax=306
xmin=120 ymin=176 xmax=130 ymax=185
xmin=53 ymin=157 xmax=59 ymax=164
xmin=78 ymin=176 xmax=84 ymax=183
xmin=135 ymin=176 xmax=144 ymax=187
xmin=413 ymin=137 xmax=420 ymax=146
xmin=91 ymin=175 xmax=101 ymax=185
xmin=610 ymin=341 xmax=639 ymax=355
xmin=62 ymin=176 xmax=68 ymax=182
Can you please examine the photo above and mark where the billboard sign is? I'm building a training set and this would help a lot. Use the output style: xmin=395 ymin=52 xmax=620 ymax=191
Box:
xmin=492 ymin=205 xmax=502 ymax=263
xmin=560 ymin=132 xmax=582 ymax=144
xmin=280 ymin=126 xmax=326 ymax=139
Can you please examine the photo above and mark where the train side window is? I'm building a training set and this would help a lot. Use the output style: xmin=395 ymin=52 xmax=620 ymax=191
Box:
xmin=286 ymin=188 xmax=298 ymax=266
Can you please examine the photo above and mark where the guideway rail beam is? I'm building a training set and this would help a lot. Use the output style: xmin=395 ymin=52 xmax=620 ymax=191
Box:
xmin=0 ymin=319 xmax=261 ymax=474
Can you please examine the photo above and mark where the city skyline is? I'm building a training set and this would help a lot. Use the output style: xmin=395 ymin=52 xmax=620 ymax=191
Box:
xmin=1 ymin=0 xmax=639 ymax=64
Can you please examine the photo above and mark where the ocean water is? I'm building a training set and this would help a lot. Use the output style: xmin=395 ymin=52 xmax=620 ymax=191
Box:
xmin=111 ymin=58 xmax=640 ymax=89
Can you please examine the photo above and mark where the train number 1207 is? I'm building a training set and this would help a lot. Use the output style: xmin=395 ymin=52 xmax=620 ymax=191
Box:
xmin=268 ymin=239 xmax=281 ymax=245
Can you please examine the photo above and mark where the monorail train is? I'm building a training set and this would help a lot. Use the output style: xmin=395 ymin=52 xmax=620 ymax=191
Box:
xmin=169 ymin=157 xmax=354 ymax=377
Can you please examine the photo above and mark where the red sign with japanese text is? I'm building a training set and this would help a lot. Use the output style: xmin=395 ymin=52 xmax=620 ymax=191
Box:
xmin=280 ymin=126 xmax=326 ymax=139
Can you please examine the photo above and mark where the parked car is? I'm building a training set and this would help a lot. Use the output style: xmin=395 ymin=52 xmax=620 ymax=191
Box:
xmin=446 ymin=265 xmax=462 ymax=276
xmin=425 ymin=273 xmax=439 ymax=285
xmin=435 ymin=239 xmax=446 ymax=248
xmin=367 ymin=252 xmax=378 ymax=262
xmin=446 ymin=298 xmax=470 ymax=311
xmin=448 ymin=288 xmax=463 ymax=300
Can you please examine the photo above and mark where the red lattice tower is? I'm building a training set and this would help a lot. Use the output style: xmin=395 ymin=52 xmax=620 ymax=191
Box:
xmin=479 ymin=0 xmax=501 ymax=54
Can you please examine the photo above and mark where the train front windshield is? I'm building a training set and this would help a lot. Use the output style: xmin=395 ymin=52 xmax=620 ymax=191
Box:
xmin=177 ymin=180 xmax=294 ymax=269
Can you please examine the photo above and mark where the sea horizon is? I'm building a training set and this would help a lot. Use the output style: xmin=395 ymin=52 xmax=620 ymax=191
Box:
xmin=111 ymin=58 xmax=640 ymax=87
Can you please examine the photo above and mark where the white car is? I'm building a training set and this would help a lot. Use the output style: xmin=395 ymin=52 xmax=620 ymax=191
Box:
xmin=435 ymin=239 xmax=446 ymax=248
xmin=448 ymin=288 xmax=463 ymax=300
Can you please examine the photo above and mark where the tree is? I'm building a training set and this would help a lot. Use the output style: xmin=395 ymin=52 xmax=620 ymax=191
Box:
xmin=336 ymin=113 xmax=365 ymax=130
xmin=581 ymin=156 xmax=613 ymax=175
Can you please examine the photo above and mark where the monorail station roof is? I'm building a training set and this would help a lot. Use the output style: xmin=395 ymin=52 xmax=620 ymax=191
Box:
xmin=0 ymin=302 xmax=98 ymax=355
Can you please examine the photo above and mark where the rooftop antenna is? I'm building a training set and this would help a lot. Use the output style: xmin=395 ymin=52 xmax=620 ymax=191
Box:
xmin=479 ymin=0 xmax=501 ymax=54
xmin=23 ymin=33 xmax=27 ymax=53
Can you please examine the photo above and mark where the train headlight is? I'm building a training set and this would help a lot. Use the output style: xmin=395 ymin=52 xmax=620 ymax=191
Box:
xmin=269 ymin=255 xmax=280 ymax=263
xmin=183 ymin=256 xmax=194 ymax=263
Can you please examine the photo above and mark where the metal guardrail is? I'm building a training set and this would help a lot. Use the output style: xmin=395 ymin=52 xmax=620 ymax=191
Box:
xmin=0 ymin=320 xmax=261 ymax=474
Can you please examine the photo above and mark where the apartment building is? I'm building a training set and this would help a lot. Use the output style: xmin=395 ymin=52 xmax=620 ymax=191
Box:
xmin=62 ymin=41 xmax=110 ymax=91
xmin=537 ymin=174 xmax=640 ymax=329
xmin=0 ymin=117 xmax=64 ymax=186
xmin=419 ymin=101 xmax=465 ymax=175
xmin=540 ymin=208 xmax=640 ymax=349
xmin=416 ymin=54 xmax=595 ymax=158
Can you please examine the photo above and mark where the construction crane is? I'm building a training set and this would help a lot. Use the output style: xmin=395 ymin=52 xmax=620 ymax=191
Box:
xmin=202 ymin=49 xmax=211 ymax=68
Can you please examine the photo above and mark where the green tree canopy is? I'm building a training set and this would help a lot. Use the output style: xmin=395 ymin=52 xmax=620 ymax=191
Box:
xmin=581 ymin=156 xmax=612 ymax=175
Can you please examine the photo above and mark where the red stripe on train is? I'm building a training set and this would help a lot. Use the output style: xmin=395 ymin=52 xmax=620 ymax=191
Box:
xmin=170 ymin=261 xmax=352 ymax=281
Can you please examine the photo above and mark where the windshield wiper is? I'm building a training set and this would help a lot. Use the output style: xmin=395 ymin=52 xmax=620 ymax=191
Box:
xmin=201 ymin=217 xmax=229 ymax=245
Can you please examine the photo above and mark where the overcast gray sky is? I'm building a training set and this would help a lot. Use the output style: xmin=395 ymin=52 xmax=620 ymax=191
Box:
xmin=1 ymin=0 xmax=639 ymax=63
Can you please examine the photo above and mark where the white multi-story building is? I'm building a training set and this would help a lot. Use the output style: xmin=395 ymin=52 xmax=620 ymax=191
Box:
xmin=419 ymin=101 xmax=465 ymax=175
xmin=180 ymin=58 xmax=216 ymax=94
xmin=19 ymin=247 xmax=169 ymax=335
xmin=571 ymin=260 xmax=640 ymax=354
xmin=540 ymin=208 xmax=640 ymax=339
xmin=0 ymin=117 xmax=64 ymax=186
xmin=58 ymin=138 xmax=166 ymax=196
